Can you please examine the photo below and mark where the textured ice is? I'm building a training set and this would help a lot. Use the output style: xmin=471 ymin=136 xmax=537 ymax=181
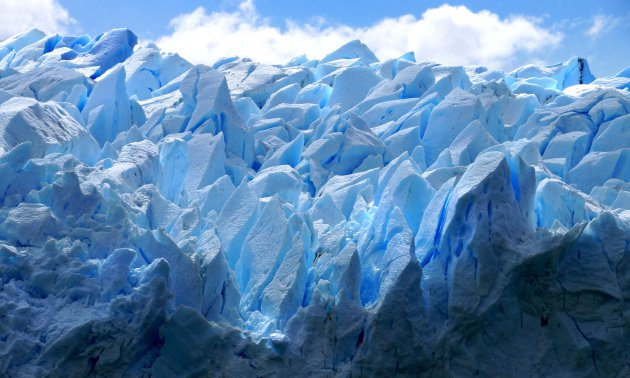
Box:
xmin=1 ymin=28 xmax=630 ymax=377
xmin=0 ymin=97 xmax=99 ymax=161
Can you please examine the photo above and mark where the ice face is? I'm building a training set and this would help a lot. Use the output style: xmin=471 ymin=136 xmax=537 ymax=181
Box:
xmin=1 ymin=29 xmax=630 ymax=377
xmin=509 ymin=57 xmax=595 ymax=90
xmin=82 ymin=65 xmax=133 ymax=146
xmin=319 ymin=39 xmax=379 ymax=66
xmin=0 ymin=66 xmax=91 ymax=109
xmin=0 ymin=97 xmax=99 ymax=162
xmin=123 ymin=44 xmax=192 ymax=100
xmin=59 ymin=28 xmax=138 ymax=79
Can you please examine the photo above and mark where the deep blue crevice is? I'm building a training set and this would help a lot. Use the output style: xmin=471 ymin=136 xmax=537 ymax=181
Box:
xmin=422 ymin=186 xmax=453 ymax=268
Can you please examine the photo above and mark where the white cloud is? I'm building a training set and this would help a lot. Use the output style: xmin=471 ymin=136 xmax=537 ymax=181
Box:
xmin=155 ymin=1 xmax=563 ymax=70
xmin=586 ymin=14 xmax=621 ymax=39
xmin=0 ymin=0 xmax=74 ymax=39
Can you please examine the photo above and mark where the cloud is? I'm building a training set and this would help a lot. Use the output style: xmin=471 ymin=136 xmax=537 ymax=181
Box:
xmin=586 ymin=14 xmax=621 ymax=39
xmin=0 ymin=0 xmax=74 ymax=39
xmin=155 ymin=1 xmax=562 ymax=70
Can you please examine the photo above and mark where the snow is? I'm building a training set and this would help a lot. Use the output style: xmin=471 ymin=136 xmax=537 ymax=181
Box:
xmin=1 ymin=28 xmax=630 ymax=377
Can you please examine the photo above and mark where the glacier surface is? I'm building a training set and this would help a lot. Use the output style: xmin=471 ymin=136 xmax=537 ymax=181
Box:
xmin=1 ymin=28 xmax=630 ymax=377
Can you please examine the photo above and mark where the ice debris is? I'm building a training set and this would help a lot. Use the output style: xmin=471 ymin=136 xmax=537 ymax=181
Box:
xmin=1 ymin=28 xmax=630 ymax=377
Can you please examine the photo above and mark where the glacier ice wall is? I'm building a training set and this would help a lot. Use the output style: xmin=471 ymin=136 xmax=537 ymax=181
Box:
xmin=1 ymin=28 xmax=630 ymax=377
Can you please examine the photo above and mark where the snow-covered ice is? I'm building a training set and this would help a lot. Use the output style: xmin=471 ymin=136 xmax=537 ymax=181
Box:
xmin=1 ymin=28 xmax=630 ymax=377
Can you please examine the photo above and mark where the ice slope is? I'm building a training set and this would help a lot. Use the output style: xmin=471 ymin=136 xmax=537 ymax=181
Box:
xmin=1 ymin=28 xmax=630 ymax=377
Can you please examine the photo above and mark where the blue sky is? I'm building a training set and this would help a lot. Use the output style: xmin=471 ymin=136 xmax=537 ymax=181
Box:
xmin=1 ymin=0 xmax=629 ymax=76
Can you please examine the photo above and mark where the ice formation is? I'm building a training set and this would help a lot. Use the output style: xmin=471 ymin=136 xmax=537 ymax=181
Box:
xmin=1 ymin=28 xmax=630 ymax=377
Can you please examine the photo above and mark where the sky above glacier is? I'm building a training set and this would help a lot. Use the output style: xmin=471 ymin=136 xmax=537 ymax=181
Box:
xmin=1 ymin=0 xmax=628 ymax=76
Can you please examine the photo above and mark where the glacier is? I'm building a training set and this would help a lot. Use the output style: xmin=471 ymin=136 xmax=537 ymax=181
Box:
xmin=1 ymin=27 xmax=630 ymax=377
